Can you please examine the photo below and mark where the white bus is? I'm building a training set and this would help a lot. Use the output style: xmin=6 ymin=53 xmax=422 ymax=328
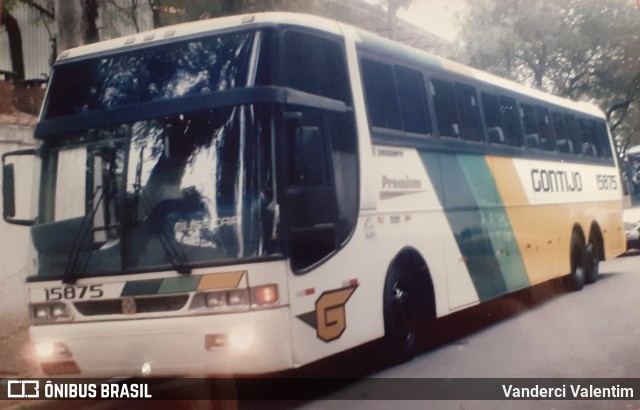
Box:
xmin=2 ymin=12 xmax=625 ymax=377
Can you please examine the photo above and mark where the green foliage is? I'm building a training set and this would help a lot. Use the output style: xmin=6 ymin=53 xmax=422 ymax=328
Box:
xmin=456 ymin=0 xmax=640 ymax=152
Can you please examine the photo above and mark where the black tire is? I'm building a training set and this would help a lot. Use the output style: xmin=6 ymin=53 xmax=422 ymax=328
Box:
xmin=565 ymin=232 xmax=587 ymax=291
xmin=584 ymin=239 xmax=600 ymax=284
xmin=383 ymin=265 xmax=428 ymax=363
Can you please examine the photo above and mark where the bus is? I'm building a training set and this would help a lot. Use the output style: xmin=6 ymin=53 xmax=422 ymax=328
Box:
xmin=2 ymin=12 xmax=626 ymax=377
xmin=623 ymin=145 xmax=640 ymax=203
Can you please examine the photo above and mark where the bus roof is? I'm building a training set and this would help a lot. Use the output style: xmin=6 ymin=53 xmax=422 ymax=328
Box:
xmin=56 ymin=12 xmax=342 ymax=61
xmin=57 ymin=11 xmax=604 ymax=119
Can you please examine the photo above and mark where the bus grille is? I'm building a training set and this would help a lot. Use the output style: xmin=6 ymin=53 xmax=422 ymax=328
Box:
xmin=74 ymin=295 xmax=189 ymax=316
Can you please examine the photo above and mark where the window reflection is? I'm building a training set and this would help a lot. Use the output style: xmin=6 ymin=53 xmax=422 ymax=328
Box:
xmin=36 ymin=105 xmax=278 ymax=278
xmin=46 ymin=31 xmax=268 ymax=118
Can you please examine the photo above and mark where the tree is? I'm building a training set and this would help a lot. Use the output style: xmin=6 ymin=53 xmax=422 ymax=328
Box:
xmin=379 ymin=0 xmax=414 ymax=40
xmin=1 ymin=3 xmax=25 ymax=79
xmin=456 ymin=0 xmax=640 ymax=154
xmin=141 ymin=0 xmax=357 ymax=28
xmin=54 ymin=0 xmax=100 ymax=53
xmin=54 ymin=0 xmax=82 ymax=51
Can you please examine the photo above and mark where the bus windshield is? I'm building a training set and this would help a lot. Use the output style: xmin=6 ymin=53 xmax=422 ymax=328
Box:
xmin=44 ymin=29 xmax=272 ymax=118
xmin=34 ymin=105 xmax=279 ymax=279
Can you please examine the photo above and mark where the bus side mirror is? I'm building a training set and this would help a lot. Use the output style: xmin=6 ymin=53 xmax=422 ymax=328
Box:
xmin=3 ymin=163 xmax=16 ymax=218
xmin=2 ymin=148 xmax=38 ymax=226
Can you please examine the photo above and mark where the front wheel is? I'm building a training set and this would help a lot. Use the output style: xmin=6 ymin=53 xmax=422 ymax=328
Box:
xmin=565 ymin=232 xmax=587 ymax=291
xmin=383 ymin=266 xmax=429 ymax=362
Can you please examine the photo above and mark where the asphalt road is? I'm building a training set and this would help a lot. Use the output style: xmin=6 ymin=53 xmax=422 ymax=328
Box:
xmin=286 ymin=250 xmax=640 ymax=410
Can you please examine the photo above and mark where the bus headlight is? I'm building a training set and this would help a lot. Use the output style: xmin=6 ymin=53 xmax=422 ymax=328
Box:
xmin=191 ymin=285 xmax=279 ymax=311
xmin=226 ymin=289 xmax=250 ymax=306
xmin=30 ymin=303 xmax=72 ymax=323
xmin=204 ymin=291 xmax=226 ymax=308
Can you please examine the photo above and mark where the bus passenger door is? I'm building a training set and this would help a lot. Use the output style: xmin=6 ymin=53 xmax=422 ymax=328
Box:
xmin=280 ymin=109 xmax=339 ymax=273
xmin=279 ymin=105 xmax=365 ymax=366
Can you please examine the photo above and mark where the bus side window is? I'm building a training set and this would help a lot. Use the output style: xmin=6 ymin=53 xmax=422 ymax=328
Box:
xmin=552 ymin=111 xmax=572 ymax=153
xmin=360 ymin=59 xmax=402 ymax=130
xmin=594 ymin=121 xmax=612 ymax=159
xmin=431 ymin=78 xmax=460 ymax=138
xmin=283 ymin=31 xmax=351 ymax=104
xmin=481 ymin=92 xmax=505 ymax=144
xmin=536 ymin=106 xmax=556 ymax=151
xmin=564 ymin=114 xmax=582 ymax=155
xmin=499 ymin=95 xmax=523 ymax=147
xmin=521 ymin=103 xmax=540 ymax=149
xmin=454 ymin=83 xmax=483 ymax=142
xmin=577 ymin=118 xmax=596 ymax=156
xmin=395 ymin=66 xmax=431 ymax=135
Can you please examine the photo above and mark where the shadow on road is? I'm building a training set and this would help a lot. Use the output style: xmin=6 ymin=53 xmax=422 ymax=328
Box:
xmin=618 ymin=249 xmax=640 ymax=258
xmin=236 ymin=275 xmax=600 ymax=407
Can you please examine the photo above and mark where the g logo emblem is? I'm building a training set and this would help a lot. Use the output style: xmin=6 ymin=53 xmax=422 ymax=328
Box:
xmin=297 ymin=285 xmax=357 ymax=342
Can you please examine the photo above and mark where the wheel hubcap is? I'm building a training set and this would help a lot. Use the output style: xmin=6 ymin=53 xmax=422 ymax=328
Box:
xmin=393 ymin=281 xmax=417 ymax=345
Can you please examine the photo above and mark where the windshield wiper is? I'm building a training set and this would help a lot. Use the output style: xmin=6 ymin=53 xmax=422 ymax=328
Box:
xmin=63 ymin=187 xmax=105 ymax=284
xmin=131 ymin=147 xmax=191 ymax=275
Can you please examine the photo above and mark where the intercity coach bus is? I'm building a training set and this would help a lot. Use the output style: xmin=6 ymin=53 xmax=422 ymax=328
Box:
xmin=2 ymin=12 xmax=625 ymax=376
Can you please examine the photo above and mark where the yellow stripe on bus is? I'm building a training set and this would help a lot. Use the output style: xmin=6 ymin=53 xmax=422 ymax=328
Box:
xmin=486 ymin=156 xmax=625 ymax=285
xmin=197 ymin=271 xmax=246 ymax=291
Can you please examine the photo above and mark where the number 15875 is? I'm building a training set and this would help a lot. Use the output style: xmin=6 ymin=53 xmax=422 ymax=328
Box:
xmin=44 ymin=285 xmax=104 ymax=301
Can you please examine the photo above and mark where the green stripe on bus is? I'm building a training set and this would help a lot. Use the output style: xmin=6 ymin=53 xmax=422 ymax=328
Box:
xmin=158 ymin=276 xmax=201 ymax=294
xmin=419 ymin=151 xmax=508 ymax=301
xmin=121 ymin=279 xmax=163 ymax=296
xmin=456 ymin=155 xmax=530 ymax=291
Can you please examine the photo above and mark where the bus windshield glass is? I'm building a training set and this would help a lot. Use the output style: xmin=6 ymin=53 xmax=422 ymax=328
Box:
xmin=34 ymin=105 xmax=279 ymax=279
xmin=44 ymin=29 xmax=272 ymax=119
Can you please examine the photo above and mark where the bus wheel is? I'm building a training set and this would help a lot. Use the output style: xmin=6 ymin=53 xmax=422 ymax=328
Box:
xmin=584 ymin=240 xmax=600 ymax=284
xmin=565 ymin=232 xmax=586 ymax=291
xmin=383 ymin=266 xmax=425 ymax=362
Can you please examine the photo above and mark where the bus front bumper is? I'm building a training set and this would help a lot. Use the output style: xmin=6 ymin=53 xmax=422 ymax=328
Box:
xmin=30 ymin=307 xmax=293 ymax=377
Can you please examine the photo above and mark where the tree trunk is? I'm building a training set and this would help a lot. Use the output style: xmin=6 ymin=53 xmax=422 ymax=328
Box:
xmin=54 ymin=0 xmax=83 ymax=53
xmin=148 ymin=0 xmax=161 ymax=28
xmin=387 ymin=0 xmax=398 ymax=40
xmin=1 ymin=8 xmax=25 ymax=80
xmin=82 ymin=0 xmax=99 ymax=44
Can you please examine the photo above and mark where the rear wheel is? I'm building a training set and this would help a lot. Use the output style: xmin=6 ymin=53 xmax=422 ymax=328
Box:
xmin=585 ymin=239 xmax=600 ymax=284
xmin=565 ymin=232 xmax=587 ymax=291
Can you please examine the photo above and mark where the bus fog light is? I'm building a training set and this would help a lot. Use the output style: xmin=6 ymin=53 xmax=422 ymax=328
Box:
xmin=141 ymin=361 xmax=153 ymax=376
xmin=35 ymin=342 xmax=55 ymax=358
xmin=205 ymin=334 xmax=229 ymax=349
xmin=252 ymin=284 xmax=279 ymax=305
xmin=229 ymin=328 xmax=254 ymax=349
xmin=35 ymin=342 xmax=70 ymax=359
xmin=226 ymin=289 xmax=250 ymax=306
xmin=205 ymin=291 xmax=226 ymax=308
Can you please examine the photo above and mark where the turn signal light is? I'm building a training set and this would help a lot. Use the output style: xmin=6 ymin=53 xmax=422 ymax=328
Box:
xmin=252 ymin=284 xmax=278 ymax=305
